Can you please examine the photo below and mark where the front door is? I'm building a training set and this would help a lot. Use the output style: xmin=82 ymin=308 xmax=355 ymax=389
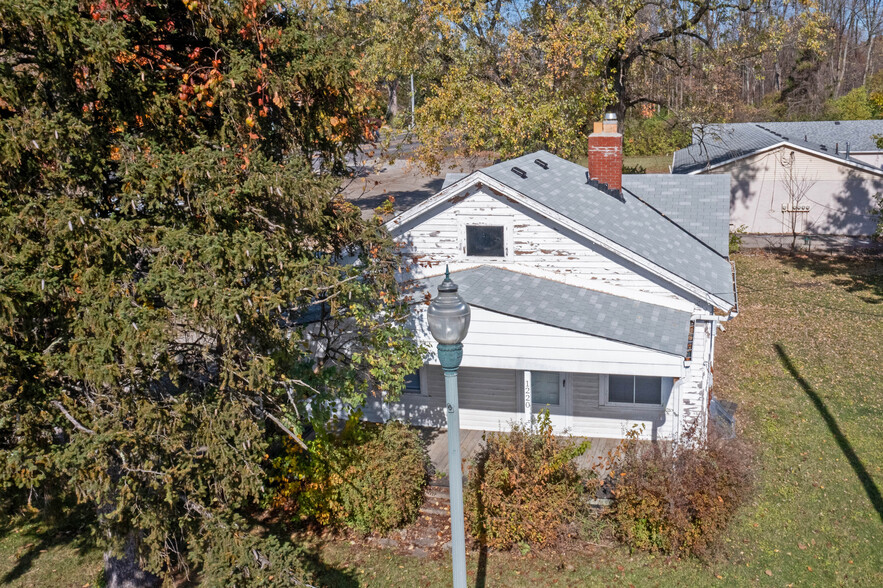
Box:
xmin=530 ymin=371 xmax=569 ymax=432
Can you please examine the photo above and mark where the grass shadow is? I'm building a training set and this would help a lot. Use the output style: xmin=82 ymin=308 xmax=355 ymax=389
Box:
xmin=778 ymin=252 xmax=883 ymax=304
xmin=0 ymin=502 xmax=98 ymax=585
xmin=774 ymin=343 xmax=883 ymax=523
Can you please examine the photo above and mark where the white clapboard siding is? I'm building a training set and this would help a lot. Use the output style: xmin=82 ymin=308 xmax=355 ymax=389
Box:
xmin=395 ymin=188 xmax=691 ymax=306
xmin=415 ymin=307 xmax=685 ymax=377
xmin=676 ymin=319 xmax=712 ymax=437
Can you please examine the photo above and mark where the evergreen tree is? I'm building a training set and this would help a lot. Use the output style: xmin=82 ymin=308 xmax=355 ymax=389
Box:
xmin=0 ymin=1 xmax=422 ymax=584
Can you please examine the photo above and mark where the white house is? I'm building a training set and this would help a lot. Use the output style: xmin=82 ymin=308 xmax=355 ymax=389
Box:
xmin=672 ymin=120 xmax=883 ymax=236
xmin=362 ymin=116 xmax=738 ymax=441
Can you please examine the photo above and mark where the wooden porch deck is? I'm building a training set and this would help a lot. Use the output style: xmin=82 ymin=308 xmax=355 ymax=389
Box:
xmin=417 ymin=427 xmax=624 ymax=479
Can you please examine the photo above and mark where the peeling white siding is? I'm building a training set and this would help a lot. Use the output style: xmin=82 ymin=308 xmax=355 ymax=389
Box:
xmin=395 ymin=188 xmax=698 ymax=310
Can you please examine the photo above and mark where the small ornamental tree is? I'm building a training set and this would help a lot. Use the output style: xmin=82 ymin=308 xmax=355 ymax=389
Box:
xmin=0 ymin=1 xmax=422 ymax=585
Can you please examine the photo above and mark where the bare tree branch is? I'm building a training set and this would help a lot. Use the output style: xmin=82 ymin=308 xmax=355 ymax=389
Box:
xmin=51 ymin=400 xmax=95 ymax=434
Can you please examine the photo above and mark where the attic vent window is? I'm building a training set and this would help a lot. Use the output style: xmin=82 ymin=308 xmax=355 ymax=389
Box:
xmin=511 ymin=166 xmax=527 ymax=179
xmin=465 ymin=225 xmax=504 ymax=257
xmin=534 ymin=158 xmax=549 ymax=169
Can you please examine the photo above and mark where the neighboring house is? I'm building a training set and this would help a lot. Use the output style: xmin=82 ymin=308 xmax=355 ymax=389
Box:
xmin=359 ymin=116 xmax=738 ymax=441
xmin=671 ymin=120 xmax=883 ymax=236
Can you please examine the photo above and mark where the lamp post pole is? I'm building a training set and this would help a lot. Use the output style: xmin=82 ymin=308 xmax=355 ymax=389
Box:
xmin=426 ymin=267 xmax=470 ymax=588
xmin=439 ymin=343 xmax=466 ymax=587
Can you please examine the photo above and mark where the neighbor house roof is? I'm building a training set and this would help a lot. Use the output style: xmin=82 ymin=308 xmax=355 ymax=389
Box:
xmin=672 ymin=120 xmax=883 ymax=174
xmin=412 ymin=266 xmax=693 ymax=356
xmin=478 ymin=151 xmax=735 ymax=305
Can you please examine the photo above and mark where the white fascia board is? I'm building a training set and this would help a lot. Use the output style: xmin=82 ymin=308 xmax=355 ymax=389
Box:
xmin=690 ymin=141 xmax=883 ymax=177
xmin=383 ymin=172 xmax=478 ymax=232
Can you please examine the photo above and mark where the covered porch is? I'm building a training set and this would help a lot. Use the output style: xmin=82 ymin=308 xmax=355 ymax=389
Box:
xmin=417 ymin=427 xmax=626 ymax=479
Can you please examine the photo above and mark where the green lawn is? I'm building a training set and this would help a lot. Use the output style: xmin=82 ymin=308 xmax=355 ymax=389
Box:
xmin=569 ymin=154 xmax=673 ymax=173
xmin=2 ymin=252 xmax=882 ymax=586
xmin=0 ymin=516 xmax=102 ymax=587
xmin=623 ymin=154 xmax=672 ymax=173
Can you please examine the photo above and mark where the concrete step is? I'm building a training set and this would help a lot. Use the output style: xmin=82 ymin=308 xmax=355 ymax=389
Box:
xmin=419 ymin=506 xmax=449 ymax=516
xmin=426 ymin=488 xmax=450 ymax=500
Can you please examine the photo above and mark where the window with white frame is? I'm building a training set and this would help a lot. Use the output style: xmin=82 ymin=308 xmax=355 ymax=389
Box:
xmin=603 ymin=375 xmax=669 ymax=406
xmin=465 ymin=225 xmax=505 ymax=257
xmin=531 ymin=371 xmax=561 ymax=406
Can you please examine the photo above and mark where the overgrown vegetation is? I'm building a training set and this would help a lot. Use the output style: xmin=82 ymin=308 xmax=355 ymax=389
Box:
xmin=609 ymin=427 xmax=753 ymax=556
xmin=729 ymin=224 xmax=748 ymax=255
xmin=0 ymin=1 xmax=423 ymax=584
xmin=465 ymin=412 xmax=592 ymax=550
xmin=270 ymin=418 xmax=428 ymax=535
xmin=622 ymin=111 xmax=692 ymax=156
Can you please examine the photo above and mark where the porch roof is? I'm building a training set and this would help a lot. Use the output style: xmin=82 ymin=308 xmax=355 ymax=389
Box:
xmin=411 ymin=266 xmax=692 ymax=357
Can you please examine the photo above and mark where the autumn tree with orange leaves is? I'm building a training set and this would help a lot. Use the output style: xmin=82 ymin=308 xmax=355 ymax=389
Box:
xmin=0 ymin=1 xmax=422 ymax=585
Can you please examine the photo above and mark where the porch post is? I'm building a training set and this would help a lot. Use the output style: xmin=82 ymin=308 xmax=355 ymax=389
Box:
xmin=523 ymin=370 xmax=532 ymax=426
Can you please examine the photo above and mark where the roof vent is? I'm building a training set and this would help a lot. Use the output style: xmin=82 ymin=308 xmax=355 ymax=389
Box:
xmin=835 ymin=121 xmax=841 ymax=125
xmin=804 ymin=135 xmax=808 ymax=142
xmin=820 ymin=144 xmax=827 ymax=151
xmin=782 ymin=136 xmax=789 ymax=141
xmin=511 ymin=166 xmax=527 ymax=179
xmin=533 ymin=158 xmax=549 ymax=169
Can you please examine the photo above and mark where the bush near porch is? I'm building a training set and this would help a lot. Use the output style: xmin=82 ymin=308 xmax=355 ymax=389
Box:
xmin=465 ymin=411 xmax=593 ymax=549
xmin=268 ymin=418 xmax=428 ymax=535
xmin=608 ymin=427 xmax=754 ymax=556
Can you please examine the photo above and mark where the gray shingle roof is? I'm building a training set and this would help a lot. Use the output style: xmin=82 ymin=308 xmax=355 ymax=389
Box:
xmin=672 ymin=120 xmax=883 ymax=174
xmin=480 ymin=151 xmax=735 ymax=305
xmin=442 ymin=173 xmax=468 ymax=188
xmin=414 ymin=266 xmax=692 ymax=356
xmin=625 ymin=175 xmax=731 ymax=257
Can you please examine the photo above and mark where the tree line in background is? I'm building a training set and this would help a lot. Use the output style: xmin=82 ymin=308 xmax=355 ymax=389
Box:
xmin=353 ymin=0 xmax=883 ymax=164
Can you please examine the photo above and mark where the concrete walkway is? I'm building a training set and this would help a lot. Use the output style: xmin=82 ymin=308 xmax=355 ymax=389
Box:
xmin=739 ymin=234 xmax=883 ymax=254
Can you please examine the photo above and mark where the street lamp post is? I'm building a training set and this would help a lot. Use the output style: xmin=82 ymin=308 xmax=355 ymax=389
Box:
xmin=426 ymin=267 xmax=471 ymax=588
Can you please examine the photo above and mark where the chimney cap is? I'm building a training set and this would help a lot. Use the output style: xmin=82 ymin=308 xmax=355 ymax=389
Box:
xmin=604 ymin=112 xmax=617 ymax=121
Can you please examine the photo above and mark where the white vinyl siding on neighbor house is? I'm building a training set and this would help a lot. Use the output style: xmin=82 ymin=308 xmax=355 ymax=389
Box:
xmin=395 ymin=188 xmax=695 ymax=308
xmin=711 ymin=145 xmax=881 ymax=235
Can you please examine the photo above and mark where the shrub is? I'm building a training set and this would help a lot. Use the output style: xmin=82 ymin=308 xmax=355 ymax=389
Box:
xmin=729 ymin=224 xmax=748 ymax=255
xmin=609 ymin=427 xmax=753 ymax=556
xmin=269 ymin=417 xmax=428 ymax=534
xmin=465 ymin=412 xmax=593 ymax=549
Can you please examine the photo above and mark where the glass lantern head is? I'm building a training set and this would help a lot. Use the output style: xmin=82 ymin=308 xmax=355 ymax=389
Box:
xmin=426 ymin=267 xmax=471 ymax=345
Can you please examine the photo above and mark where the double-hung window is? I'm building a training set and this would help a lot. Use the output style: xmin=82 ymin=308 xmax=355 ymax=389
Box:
xmin=605 ymin=375 xmax=667 ymax=406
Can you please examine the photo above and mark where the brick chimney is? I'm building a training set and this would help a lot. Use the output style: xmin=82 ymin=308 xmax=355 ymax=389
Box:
xmin=588 ymin=112 xmax=623 ymax=192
